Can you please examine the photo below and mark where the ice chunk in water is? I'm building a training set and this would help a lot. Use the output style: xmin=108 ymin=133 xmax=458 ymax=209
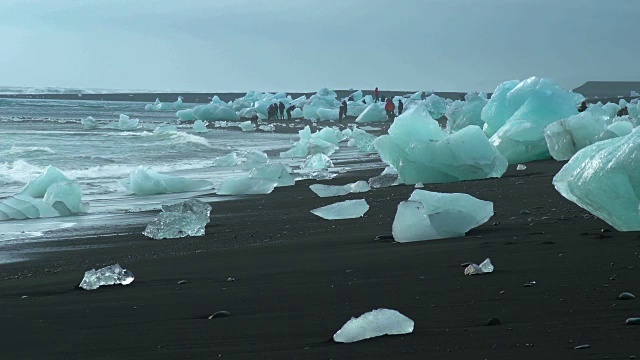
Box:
xmin=249 ymin=163 xmax=295 ymax=187
xmin=143 ymin=199 xmax=212 ymax=239
xmin=115 ymin=114 xmax=140 ymax=131
xmin=374 ymin=105 xmax=507 ymax=184
xmin=81 ymin=116 xmax=98 ymax=130
xmin=43 ymin=180 xmax=89 ymax=215
xmin=217 ymin=177 xmax=278 ymax=195
xmin=241 ymin=150 xmax=269 ymax=170
xmin=311 ymin=199 xmax=369 ymax=220
xmin=20 ymin=166 xmax=71 ymax=197
xmin=301 ymin=153 xmax=333 ymax=170
xmin=486 ymin=77 xmax=583 ymax=163
xmin=238 ymin=121 xmax=256 ymax=132
xmin=213 ymin=152 xmax=242 ymax=167
xmin=333 ymin=309 xmax=414 ymax=343
xmin=192 ymin=120 xmax=209 ymax=133
xmin=79 ymin=264 xmax=135 ymax=290
xmin=309 ymin=181 xmax=370 ymax=197
xmin=464 ymin=258 xmax=494 ymax=275
xmin=553 ymin=127 xmax=640 ymax=231
xmin=177 ymin=109 xmax=197 ymax=121
xmin=392 ymin=190 xmax=493 ymax=242
xmin=355 ymin=103 xmax=387 ymax=123
xmin=119 ymin=167 xmax=213 ymax=195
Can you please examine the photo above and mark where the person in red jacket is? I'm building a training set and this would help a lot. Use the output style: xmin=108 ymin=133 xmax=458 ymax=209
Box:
xmin=385 ymin=98 xmax=395 ymax=120
xmin=374 ymin=87 xmax=379 ymax=103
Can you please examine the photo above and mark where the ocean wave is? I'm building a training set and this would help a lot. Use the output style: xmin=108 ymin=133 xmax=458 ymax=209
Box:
xmin=109 ymin=130 xmax=212 ymax=148
xmin=7 ymin=146 xmax=56 ymax=155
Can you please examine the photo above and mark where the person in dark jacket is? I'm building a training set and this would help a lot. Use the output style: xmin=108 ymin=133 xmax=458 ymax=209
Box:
xmin=339 ymin=100 xmax=348 ymax=121
xmin=278 ymin=102 xmax=285 ymax=120
xmin=374 ymin=87 xmax=379 ymax=102
xmin=617 ymin=106 xmax=629 ymax=117
xmin=286 ymin=105 xmax=296 ymax=120
xmin=397 ymin=99 xmax=404 ymax=115
xmin=578 ymin=100 xmax=588 ymax=113
xmin=380 ymin=94 xmax=386 ymax=102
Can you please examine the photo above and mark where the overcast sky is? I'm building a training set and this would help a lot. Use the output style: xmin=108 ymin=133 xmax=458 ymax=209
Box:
xmin=1 ymin=0 xmax=638 ymax=93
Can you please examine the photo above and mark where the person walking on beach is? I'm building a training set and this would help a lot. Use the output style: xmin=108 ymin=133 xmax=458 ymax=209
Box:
xmin=278 ymin=102 xmax=285 ymax=120
xmin=420 ymin=91 xmax=427 ymax=100
xmin=385 ymin=98 xmax=395 ymax=121
xmin=339 ymin=100 xmax=348 ymax=121
xmin=267 ymin=104 xmax=274 ymax=120
xmin=397 ymin=99 xmax=404 ymax=115
xmin=374 ymin=87 xmax=379 ymax=103
xmin=286 ymin=104 xmax=296 ymax=120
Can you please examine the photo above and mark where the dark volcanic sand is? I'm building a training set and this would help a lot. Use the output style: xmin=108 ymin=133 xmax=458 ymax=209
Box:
xmin=1 ymin=161 xmax=640 ymax=359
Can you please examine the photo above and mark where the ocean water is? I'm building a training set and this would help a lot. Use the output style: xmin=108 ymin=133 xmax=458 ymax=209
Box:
xmin=0 ymin=98 xmax=380 ymax=244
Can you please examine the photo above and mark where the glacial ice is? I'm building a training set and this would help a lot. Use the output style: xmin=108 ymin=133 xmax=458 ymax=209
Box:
xmin=119 ymin=167 xmax=213 ymax=195
xmin=311 ymin=199 xmax=369 ymax=220
xmin=464 ymin=258 xmax=494 ymax=275
xmin=213 ymin=152 xmax=242 ymax=167
xmin=368 ymin=167 xmax=403 ymax=188
xmin=333 ymin=309 xmax=414 ymax=343
xmin=192 ymin=120 xmax=209 ymax=133
xmin=392 ymin=190 xmax=493 ymax=242
xmin=607 ymin=120 xmax=633 ymax=137
xmin=79 ymin=264 xmax=135 ymax=290
xmin=423 ymin=94 xmax=448 ymax=119
xmin=238 ymin=121 xmax=256 ymax=132
xmin=143 ymin=199 xmax=212 ymax=239
xmin=355 ymin=103 xmax=387 ymax=123
xmin=153 ymin=124 xmax=177 ymax=134
xmin=217 ymin=177 xmax=278 ymax=195
xmin=0 ymin=194 xmax=60 ymax=220
xmin=279 ymin=126 xmax=340 ymax=158
xmin=516 ymin=164 xmax=527 ymax=170
xmin=374 ymin=105 xmax=507 ymax=184
xmin=259 ymin=124 xmax=275 ymax=132
xmin=111 ymin=114 xmax=140 ymax=131
xmin=20 ymin=166 xmax=71 ymax=197
xmin=544 ymin=112 xmax=617 ymax=161
xmin=176 ymin=109 xmax=197 ymax=121
xmin=192 ymin=103 xmax=240 ymax=122
xmin=445 ymin=92 xmax=488 ymax=132
xmin=81 ymin=116 xmax=98 ymax=130
xmin=249 ymin=163 xmax=295 ymax=187
xmin=486 ymin=77 xmax=583 ymax=163
xmin=240 ymin=150 xmax=269 ymax=170
xmin=309 ymin=180 xmax=370 ymax=197
xmin=317 ymin=108 xmax=340 ymax=121
xmin=43 ymin=180 xmax=89 ymax=215
xmin=301 ymin=153 xmax=334 ymax=170
xmin=347 ymin=127 xmax=377 ymax=152
xmin=553 ymin=127 xmax=640 ymax=231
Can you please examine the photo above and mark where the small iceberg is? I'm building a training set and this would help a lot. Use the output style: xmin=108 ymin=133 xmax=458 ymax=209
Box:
xmin=119 ymin=167 xmax=213 ymax=196
xmin=311 ymin=199 xmax=369 ymax=220
xmin=333 ymin=309 xmax=414 ymax=343
xmin=309 ymin=181 xmax=370 ymax=197
xmin=143 ymin=199 xmax=212 ymax=239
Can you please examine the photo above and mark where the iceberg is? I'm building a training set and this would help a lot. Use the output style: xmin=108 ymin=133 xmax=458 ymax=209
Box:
xmin=374 ymin=105 xmax=507 ymax=184
xmin=355 ymin=103 xmax=387 ymax=123
xmin=607 ymin=120 xmax=633 ymax=137
xmin=81 ymin=116 xmax=98 ymax=130
xmin=301 ymin=153 xmax=333 ymax=170
xmin=217 ymin=177 xmax=278 ymax=195
xmin=317 ymin=108 xmax=340 ymax=121
xmin=143 ymin=199 xmax=212 ymax=239
xmin=238 ymin=121 xmax=256 ymax=132
xmin=176 ymin=109 xmax=197 ymax=121
xmin=192 ymin=103 xmax=240 ymax=122
xmin=79 ymin=264 xmax=135 ymax=290
xmin=445 ymin=93 xmax=488 ymax=132
xmin=311 ymin=199 xmax=369 ymax=220
xmin=347 ymin=127 xmax=377 ymax=152
xmin=249 ymin=163 xmax=295 ymax=187
xmin=0 ymin=194 xmax=60 ymax=220
xmin=423 ymin=94 xmax=447 ymax=119
xmin=279 ymin=126 xmax=340 ymax=158
xmin=119 ymin=167 xmax=213 ymax=196
xmin=192 ymin=120 xmax=209 ymax=133
xmin=213 ymin=152 xmax=242 ymax=167
xmin=309 ymin=180 xmax=370 ymax=197
xmin=20 ymin=166 xmax=71 ymax=197
xmin=333 ymin=309 xmax=414 ymax=343
xmin=553 ymin=127 xmax=640 ymax=231
xmin=240 ymin=150 xmax=269 ymax=170
xmin=43 ymin=180 xmax=89 ymax=215
xmin=544 ymin=112 xmax=617 ymax=161
xmin=486 ymin=77 xmax=583 ymax=163
xmin=113 ymin=114 xmax=140 ymax=131
xmin=392 ymin=190 xmax=493 ymax=242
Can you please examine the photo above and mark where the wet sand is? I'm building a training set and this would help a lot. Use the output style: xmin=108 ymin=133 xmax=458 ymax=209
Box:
xmin=1 ymin=160 xmax=640 ymax=359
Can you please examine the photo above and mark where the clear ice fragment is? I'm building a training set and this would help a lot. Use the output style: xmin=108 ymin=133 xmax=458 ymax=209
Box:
xmin=79 ymin=264 xmax=134 ymax=290
xmin=333 ymin=309 xmax=414 ymax=343
xmin=143 ymin=199 xmax=211 ymax=239
xmin=311 ymin=199 xmax=369 ymax=220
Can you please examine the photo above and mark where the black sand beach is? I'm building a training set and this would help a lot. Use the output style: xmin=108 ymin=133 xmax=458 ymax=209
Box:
xmin=2 ymin=160 xmax=640 ymax=359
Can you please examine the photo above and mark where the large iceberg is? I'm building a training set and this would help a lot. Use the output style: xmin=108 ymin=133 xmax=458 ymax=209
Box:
xmin=553 ymin=127 xmax=640 ymax=231
xmin=119 ymin=167 xmax=213 ymax=196
xmin=544 ymin=112 xmax=617 ymax=161
xmin=79 ymin=264 xmax=135 ymax=290
xmin=374 ymin=104 xmax=507 ymax=184
xmin=309 ymin=181 xmax=370 ymax=197
xmin=485 ymin=77 xmax=584 ymax=163
xmin=333 ymin=309 xmax=414 ymax=343
xmin=355 ymin=103 xmax=387 ymax=123
xmin=445 ymin=93 xmax=488 ymax=132
xmin=392 ymin=190 xmax=493 ymax=242
xmin=143 ymin=199 xmax=212 ymax=239
xmin=311 ymin=199 xmax=369 ymax=220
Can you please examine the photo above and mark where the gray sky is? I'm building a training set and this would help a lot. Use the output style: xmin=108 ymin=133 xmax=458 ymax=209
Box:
xmin=1 ymin=0 xmax=638 ymax=93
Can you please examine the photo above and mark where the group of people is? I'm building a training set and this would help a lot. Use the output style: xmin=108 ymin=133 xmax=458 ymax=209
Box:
xmin=578 ymin=100 xmax=629 ymax=117
xmin=384 ymin=98 xmax=404 ymax=120
xmin=267 ymin=102 xmax=285 ymax=120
